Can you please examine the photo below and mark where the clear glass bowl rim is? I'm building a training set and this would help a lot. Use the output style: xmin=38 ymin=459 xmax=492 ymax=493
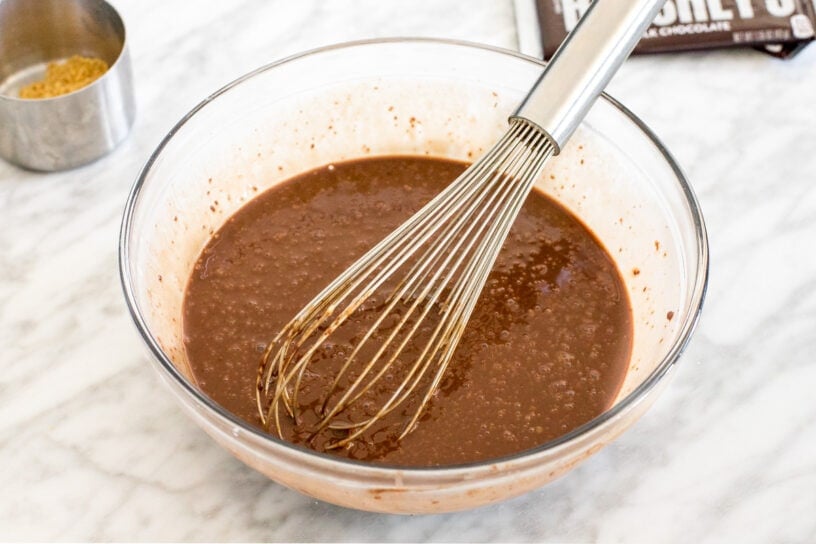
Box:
xmin=118 ymin=37 xmax=709 ymax=473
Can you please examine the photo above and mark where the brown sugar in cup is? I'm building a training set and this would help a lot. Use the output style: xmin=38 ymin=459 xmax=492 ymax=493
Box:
xmin=19 ymin=55 xmax=109 ymax=99
xmin=0 ymin=0 xmax=135 ymax=171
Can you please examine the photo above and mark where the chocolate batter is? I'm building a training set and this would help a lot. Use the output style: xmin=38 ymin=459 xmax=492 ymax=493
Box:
xmin=183 ymin=156 xmax=632 ymax=466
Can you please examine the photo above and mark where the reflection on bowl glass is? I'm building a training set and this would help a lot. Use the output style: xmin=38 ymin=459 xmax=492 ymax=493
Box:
xmin=119 ymin=39 xmax=708 ymax=514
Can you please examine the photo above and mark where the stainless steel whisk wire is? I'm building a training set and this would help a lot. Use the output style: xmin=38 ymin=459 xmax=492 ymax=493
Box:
xmin=258 ymin=121 xmax=553 ymax=446
xmin=257 ymin=0 xmax=665 ymax=448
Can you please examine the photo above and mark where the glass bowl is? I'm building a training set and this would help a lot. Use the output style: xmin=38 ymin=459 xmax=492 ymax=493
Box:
xmin=119 ymin=39 xmax=708 ymax=514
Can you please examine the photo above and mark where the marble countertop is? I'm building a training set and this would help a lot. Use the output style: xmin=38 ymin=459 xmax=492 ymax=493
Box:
xmin=2 ymin=0 xmax=815 ymax=541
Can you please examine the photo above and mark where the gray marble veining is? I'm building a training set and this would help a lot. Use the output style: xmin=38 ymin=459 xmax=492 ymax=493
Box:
xmin=1 ymin=0 xmax=815 ymax=541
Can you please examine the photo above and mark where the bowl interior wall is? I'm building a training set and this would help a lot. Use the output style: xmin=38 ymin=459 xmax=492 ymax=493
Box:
xmin=128 ymin=43 xmax=688 ymax=412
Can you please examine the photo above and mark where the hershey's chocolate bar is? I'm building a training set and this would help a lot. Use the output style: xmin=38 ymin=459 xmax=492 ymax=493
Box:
xmin=537 ymin=0 xmax=816 ymax=59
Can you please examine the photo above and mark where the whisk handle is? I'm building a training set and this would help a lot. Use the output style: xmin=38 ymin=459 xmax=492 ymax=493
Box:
xmin=511 ymin=0 xmax=664 ymax=153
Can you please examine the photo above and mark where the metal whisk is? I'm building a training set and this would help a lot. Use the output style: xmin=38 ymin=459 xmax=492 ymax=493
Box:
xmin=257 ymin=0 xmax=664 ymax=449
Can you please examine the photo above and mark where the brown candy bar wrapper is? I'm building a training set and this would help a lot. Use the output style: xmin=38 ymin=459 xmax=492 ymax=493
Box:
xmin=537 ymin=0 xmax=816 ymax=59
